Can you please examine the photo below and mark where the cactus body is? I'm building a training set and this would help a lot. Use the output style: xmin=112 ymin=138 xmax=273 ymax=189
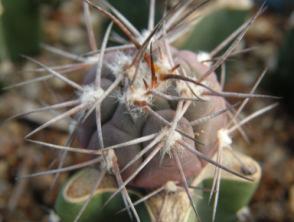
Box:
xmin=77 ymin=47 xmax=227 ymax=189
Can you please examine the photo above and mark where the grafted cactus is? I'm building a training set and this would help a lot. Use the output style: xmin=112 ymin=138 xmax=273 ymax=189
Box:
xmin=8 ymin=0 xmax=278 ymax=222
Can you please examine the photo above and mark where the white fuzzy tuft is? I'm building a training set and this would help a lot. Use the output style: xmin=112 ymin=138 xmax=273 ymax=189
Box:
xmin=197 ymin=51 xmax=212 ymax=67
xmin=80 ymin=85 xmax=104 ymax=105
xmin=160 ymin=127 xmax=182 ymax=150
xmin=165 ymin=181 xmax=178 ymax=193
xmin=167 ymin=130 xmax=182 ymax=147
xmin=99 ymin=149 xmax=116 ymax=173
xmin=217 ymin=129 xmax=232 ymax=148
xmin=106 ymin=52 xmax=132 ymax=77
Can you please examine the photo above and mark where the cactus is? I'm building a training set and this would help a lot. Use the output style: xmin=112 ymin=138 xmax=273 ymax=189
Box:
xmin=7 ymin=1 xmax=279 ymax=221
xmin=264 ymin=17 xmax=294 ymax=113
xmin=0 ymin=0 xmax=41 ymax=61
xmin=183 ymin=0 xmax=252 ymax=51
xmin=0 ymin=0 xmax=61 ymax=61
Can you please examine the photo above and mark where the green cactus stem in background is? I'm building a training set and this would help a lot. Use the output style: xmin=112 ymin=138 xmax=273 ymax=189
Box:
xmin=0 ymin=0 xmax=41 ymax=61
xmin=182 ymin=4 xmax=251 ymax=51
xmin=55 ymin=150 xmax=261 ymax=222
xmin=55 ymin=168 xmax=152 ymax=222
xmin=264 ymin=17 xmax=294 ymax=113
xmin=194 ymin=149 xmax=261 ymax=222
xmin=0 ymin=1 xmax=6 ymax=60
xmin=107 ymin=0 xmax=162 ymax=31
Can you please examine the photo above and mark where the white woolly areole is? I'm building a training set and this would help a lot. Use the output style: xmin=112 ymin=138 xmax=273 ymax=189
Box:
xmin=106 ymin=51 xmax=132 ymax=77
xmin=99 ymin=149 xmax=116 ymax=173
xmin=217 ymin=129 xmax=232 ymax=148
xmin=80 ymin=85 xmax=104 ymax=105
xmin=197 ymin=51 xmax=212 ymax=67
xmin=160 ymin=127 xmax=182 ymax=149
xmin=165 ymin=181 xmax=178 ymax=193
xmin=168 ymin=130 xmax=182 ymax=147
xmin=107 ymin=51 xmax=150 ymax=84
